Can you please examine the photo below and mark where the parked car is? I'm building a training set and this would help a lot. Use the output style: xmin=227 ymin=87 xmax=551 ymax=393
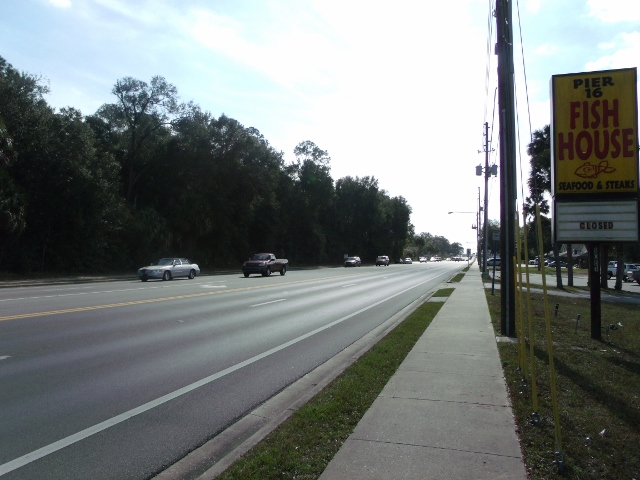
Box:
xmin=137 ymin=258 xmax=200 ymax=282
xmin=623 ymin=263 xmax=640 ymax=282
xmin=243 ymin=253 xmax=288 ymax=277
xmin=547 ymin=261 xmax=568 ymax=268
xmin=404 ymin=257 xmax=413 ymax=264
xmin=633 ymin=268 xmax=640 ymax=284
xmin=344 ymin=256 xmax=361 ymax=267
xmin=419 ymin=257 xmax=426 ymax=263
xmin=375 ymin=255 xmax=389 ymax=266
xmin=487 ymin=258 xmax=501 ymax=267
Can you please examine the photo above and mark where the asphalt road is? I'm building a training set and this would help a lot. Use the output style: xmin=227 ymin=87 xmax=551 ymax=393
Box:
xmin=0 ymin=262 xmax=464 ymax=480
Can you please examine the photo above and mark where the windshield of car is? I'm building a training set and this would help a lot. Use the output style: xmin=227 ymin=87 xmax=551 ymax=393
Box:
xmin=157 ymin=258 xmax=175 ymax=266
xmin=252 ymin=254 xmax=270 ymax=260
xmin=346 ymin=257 xmax=357 ymax=261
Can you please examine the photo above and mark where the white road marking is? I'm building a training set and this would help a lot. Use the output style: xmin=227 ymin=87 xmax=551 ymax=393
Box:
xmin=201 ymin=285 xmax=227 ymax=289
xmin=342 ymin=284 xmax=356 ymax=288
xmin=250 ymin=299 xmax=286 ymax=307
xmin=0 ymin=356 xmax=10 ymax=361
xmin=0 ymin=276 xmax=435 ymax=476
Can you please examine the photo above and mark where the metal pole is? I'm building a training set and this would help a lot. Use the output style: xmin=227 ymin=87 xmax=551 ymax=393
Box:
xmin=483 ymin=122 xmax=490 ymax=278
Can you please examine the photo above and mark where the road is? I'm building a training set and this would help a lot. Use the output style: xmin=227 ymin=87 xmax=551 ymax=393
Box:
xmin=0 ymin=261 xmax=464 ymax=479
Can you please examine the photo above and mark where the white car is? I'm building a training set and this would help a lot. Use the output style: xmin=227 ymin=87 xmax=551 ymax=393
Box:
xmin=405 ymin=257 xmax=413 ymax=264
xmin=137 ymin=258 xmax=200 ymax=281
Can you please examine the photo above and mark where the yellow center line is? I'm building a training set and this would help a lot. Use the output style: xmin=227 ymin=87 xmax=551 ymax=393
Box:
xmin=0 ymin=274 xmax=347 ymax=322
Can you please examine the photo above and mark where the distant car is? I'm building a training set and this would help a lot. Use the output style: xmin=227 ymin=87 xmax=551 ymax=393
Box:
xmin=344 ymin=256 xmax=361 ymax=267
xmin=622 ymin=263 xmax=640 ymax=282
xmin=548 ymin=261 xmax=568 ymax=268
xmin=375 ymin=255 xmax=390 ymax=266
xmin=137 ymin=258 xmax=200 ymax=281
xmin=487 ymin=258 xmax=501 ymax=267
xmin=419 ymin=257 xmax=426 ymax=263
xmin=404 ymin=257 xmax=412 ymax=264
xmin=633 ymin=268 xmax=640 ymax=284
xmin=242 ymin=253 xmax=288 ymax=277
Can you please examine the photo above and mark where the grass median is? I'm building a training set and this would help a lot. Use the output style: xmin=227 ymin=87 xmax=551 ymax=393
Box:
xmin=486 ymin=289 xmax=640 ymax=479
xmin=217 ymin=289 xmax=452 ymax=479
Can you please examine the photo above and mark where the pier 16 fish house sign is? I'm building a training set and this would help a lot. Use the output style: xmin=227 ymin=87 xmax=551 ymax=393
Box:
xmin=551 ymin=67 xmax=639 ymax=243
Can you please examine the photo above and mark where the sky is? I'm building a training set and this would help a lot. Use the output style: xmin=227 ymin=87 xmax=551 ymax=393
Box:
xmin=1 ymin=0 xmax=639 ymax=253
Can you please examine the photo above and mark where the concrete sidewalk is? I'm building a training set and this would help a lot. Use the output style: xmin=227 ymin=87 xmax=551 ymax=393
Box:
xmin=319 ymin=268 xmax=527 ymax=480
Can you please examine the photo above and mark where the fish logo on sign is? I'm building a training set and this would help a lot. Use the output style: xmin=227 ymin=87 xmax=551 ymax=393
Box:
xmin=574 ymin=161 xmax=616 ymax=179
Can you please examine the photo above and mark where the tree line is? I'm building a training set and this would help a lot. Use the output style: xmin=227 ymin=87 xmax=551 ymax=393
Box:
xmin=1 ymin=56 xmax=462 ymax=274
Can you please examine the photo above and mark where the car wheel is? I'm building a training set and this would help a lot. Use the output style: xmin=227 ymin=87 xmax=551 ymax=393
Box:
xmin=262 ymin=267 xmax=271 ymax=277
xmin=280 ymin=265 xmax=286 ymax=276
xmin=141 ymin=277 xmax=148 ymax=282
xmin=188 ymin=269 xmax=196 ymax=279
xmin=163 ymin=270 xmax=171 ymax=281
xmin=244 ymin=273 xmax=249 ymax=278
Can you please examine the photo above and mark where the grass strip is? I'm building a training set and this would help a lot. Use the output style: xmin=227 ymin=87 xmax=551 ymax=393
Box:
xmin=218 ymin=290 xmax=451 ymax=479
xmin=449 ymin=273 xmax=465 ymax=283
xmin=432 ymin=287 xmax=455 ymax=297
xmin=486 ymin=290 xmax=640 ymax=479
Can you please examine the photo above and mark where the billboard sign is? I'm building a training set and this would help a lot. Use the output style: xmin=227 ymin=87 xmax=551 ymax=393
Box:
xmin=551 ymin=68 xmax=638 ymax=197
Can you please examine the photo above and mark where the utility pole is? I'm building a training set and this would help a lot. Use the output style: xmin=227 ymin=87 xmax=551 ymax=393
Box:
xmin=496 ymin=0 xmax=517 ymax=337
xmin=478 ymin=187 xmax=482 ymax=262
xmin=482 ymin=122 xmax=490 ymax=278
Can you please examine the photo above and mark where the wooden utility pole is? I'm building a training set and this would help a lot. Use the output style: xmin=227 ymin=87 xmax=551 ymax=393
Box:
xmin=496 ymin=0 xmax=517 ymax=336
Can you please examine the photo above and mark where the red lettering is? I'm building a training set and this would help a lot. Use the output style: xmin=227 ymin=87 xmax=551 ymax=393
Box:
xmin=593 ymin=130 xmax=609 ymax=159
xmin=603 ymin=99 xmax=619 ymax=128
xmin=576 ymin=131 xmax=592 ymax=160
xmin=590 ymin=100 xmax=601 ymax=128
xmin=622 ymin=128 xmax=635 ymax=157
xmin=558 ymin=132 xmax=574 ymax=160
xmin=610 ymin=129 xmax=621 ymax=158
xmin=569 ymin=102 xmax=580 ymax=129
xmin=582 ymin=101 xmax=589 ymax=129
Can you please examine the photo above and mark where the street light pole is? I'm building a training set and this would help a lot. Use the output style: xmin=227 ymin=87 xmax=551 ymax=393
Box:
xmin=483 ymin=122 xmax=490 ymax=278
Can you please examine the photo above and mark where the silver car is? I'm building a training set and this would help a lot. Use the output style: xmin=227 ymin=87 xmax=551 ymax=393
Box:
xmin=137 ymin=258 xmax=200 ymax=281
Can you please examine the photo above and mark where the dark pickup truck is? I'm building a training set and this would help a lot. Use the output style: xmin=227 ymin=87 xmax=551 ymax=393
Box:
xmin=242 ymin=253 xmax=289 ymax=277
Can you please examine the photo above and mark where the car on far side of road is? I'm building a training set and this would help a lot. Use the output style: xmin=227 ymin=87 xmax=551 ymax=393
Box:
xmin=137 ymin=258 xmax=200 ymax=282
xmin=419 ymin=257 xmax=426 ymax=263
xmin=344 ymin=256 xmax=361 ymax=267
xmin=487 ymin=258 xmax=501 ymax=267
xmin=375 ymin=255 xmax=389 ymax=266
xmin=547 ymin=261 xmax=568 ymax=268
xmin=623 ymin=263 xmax=640 ymax=282
xmin=404 ymin=257 xmax=413 ymax=264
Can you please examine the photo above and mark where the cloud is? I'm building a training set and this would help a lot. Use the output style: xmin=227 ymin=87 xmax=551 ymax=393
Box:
xmin=534 ymin=43 xmax=557 ymax=56
xmin=526 ymin=0 xmax=541 ymax=13
xmin=585 ymin=31 xmax=640 ymax=69
xmin=587 ymin=0 xmax=640 ymax=22
xmin=49 ymin=0 xmax=72 ymax=8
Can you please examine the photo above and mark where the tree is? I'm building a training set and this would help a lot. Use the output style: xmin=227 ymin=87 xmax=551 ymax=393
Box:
xmin=525 ymin=125 xmax=564 ymax=286
xmin=91 ymin=76 xmax=182 ymax=205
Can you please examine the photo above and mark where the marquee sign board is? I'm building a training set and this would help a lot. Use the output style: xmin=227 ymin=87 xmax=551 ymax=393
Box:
xmin=551 ymin=67 xmax=639 ymax=243
xmin=554 ymin=200 xmax=638 ymax=242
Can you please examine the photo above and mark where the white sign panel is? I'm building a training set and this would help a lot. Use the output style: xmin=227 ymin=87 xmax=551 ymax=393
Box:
xmin=555 ymin=200 xmax=638 ymax=242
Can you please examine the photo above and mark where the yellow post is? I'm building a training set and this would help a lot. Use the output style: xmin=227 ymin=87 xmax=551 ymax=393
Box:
xmin=515 ymin=212 xmax=527 ymax=379
xmin=521 ymin=211 xmax=539 ymax=417
xmin=535 ymin=205 xmax=563 ymax=455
